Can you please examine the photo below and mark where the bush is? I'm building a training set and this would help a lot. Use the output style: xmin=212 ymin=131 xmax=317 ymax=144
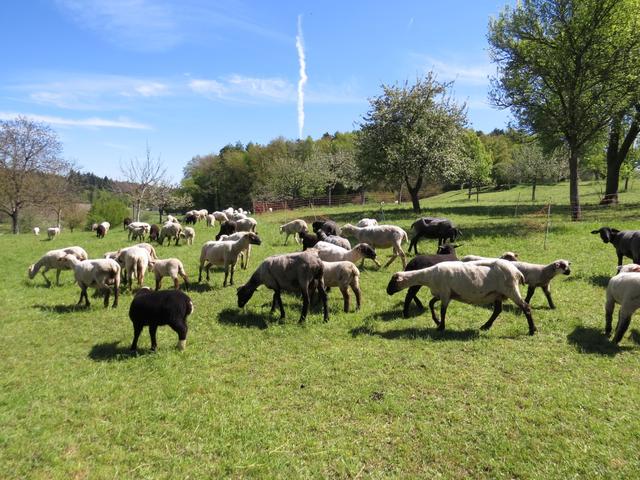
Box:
xmin=86 ymin=191 xmax=129 ymax=229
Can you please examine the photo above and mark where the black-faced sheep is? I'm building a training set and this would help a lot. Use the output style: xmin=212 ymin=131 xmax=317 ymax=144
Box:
xmin=279 ymin=219 xmax=308 ymax=245
xmin=298 ymin=230 xmax=319 ymax=251
xmin=408 ymin=217 xmax=462 ymax=254
xmin=58 ymin=255 xmax=121 ymax=308
xmin=605 ymin=263 xmax=640 ymax=343
xmin=591 ymin=227 xmax=640 ymax=266
xmin=28 ymin=246 xmax=89 ymax=286
xmin=150 ymin=258 xmax=190 ymax=290
xmin=129 ymin=287 xmax=193 ymax=351
xmin=215 ymin=221 xmax=237 ymax=240
xmin=312 ymin=220 xmax=340 ymax=236
xmin=123 ymin=217 xmax=132 ymax=230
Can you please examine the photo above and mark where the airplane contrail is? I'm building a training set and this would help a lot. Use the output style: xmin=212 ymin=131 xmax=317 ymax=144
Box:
xmin=296 ymin=15 xmax=307 ymax=139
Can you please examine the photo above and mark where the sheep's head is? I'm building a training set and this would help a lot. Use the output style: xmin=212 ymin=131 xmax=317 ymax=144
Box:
xmin=500 ymin=252 xmax=519 ymax=261
xmin=27 ymin=265 xmax=36 ymax=279
xmin=247 ymin=233 xmax=262 ymax=245
xmin=355 ymin=243 xmax=377 ymax=260
xmin=617 ymin=264 xmax=640 ymax=274
xmin=386 ymin=272 xmax=405 ymax=295
xmin=437 ymin=243 xmax=461 ymax=255
xmin=237 ymin=283 xmax=257 ymax=308
xmin=591 ymin=227 xmax=618 ymax=244
xmin=553 ymin=260 xmax=571 ymax=275
xmin=134 ymin=287 xmax=153 ymax=297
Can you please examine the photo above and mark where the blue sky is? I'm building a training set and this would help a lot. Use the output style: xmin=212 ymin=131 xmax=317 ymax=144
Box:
xmin=0 ymin=0 xmax=515 ymax=180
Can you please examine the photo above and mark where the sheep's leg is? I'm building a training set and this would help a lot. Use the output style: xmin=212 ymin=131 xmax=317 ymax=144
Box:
xmin=480 ymin=300 xmax=503 ymax=331
xmin=383 ymin=250 xmax=398 ymax=268
xmin=299 ymin=286 xmax=310 ymax=323
xmin=613 ymin=308 xmax=635 ymax=343
xmin=339 ymin=286 xmax=350 ymax=312
xmin=617 ymin=252 xmax=623 ymax=266
xmin=372 ymin=257 xmax=382 ymax=268
xmin=112 ymin=284 xmax=119 ymax=308
xmin=155 ymin=275 xmax=162 ymax=291
xmin=524 ymin=285 xmax=536 ymax=304
xmin=245 ymin=245 xmax=251 ymax=270
xmin=170 ymin=322 xmax=188 ymax=350
xmin=294 ymin=233 xmax=299 ymax=245
xmin=149 ymin=325 xmax=158 ymax=351
xmin=173 ymin=276 xmax=180 ymax=290
xmin=180 ymin=272 xmax=189 ymax=289
xmin=55 ymin=268 xmax=61 ymax=286
xmin=229 ymin=262 xmax=236 ymax=286
xmin=130 ymin=324 xmax=143 ymax=351
xmin=317 ymin=282 xmax=329 ymax=322
xmin=403 ymin=286 xmax=422 ymax=318
xmin=352 ymin=278 xmax=362 ymax=311
xmin=41 ymin=267 xmax=52 ymax=287
xmin=275 ymin=291 xmax=286 ymax=321
xmin=514 ymin=299 xmax=536 ymax=335
xmin=223 ymin=263 xmax=230 ymax=287
xmin=103 ymin=288 xmax=110 ymax=308
xmin=284 ymin=233 xmax=289 ymax=245
xmin=77 ymin=287 xmax=85 ymax=306
xmin=542 ymin=285 xmax=556 ymax=309
xmin=429 ymin=297 xmax=441 ymax=326
xmin=270 ymin=291 xmax=279 ymax=314
xmin=605 ymin=298 xmax=615 ymax=337
xmin=197 ymin=261 xmax=205 ymax=283
xmin=438 ymin=300 xmax=449 ymax=331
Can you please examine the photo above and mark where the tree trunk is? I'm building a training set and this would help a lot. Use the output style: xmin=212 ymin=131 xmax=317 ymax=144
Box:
xmin=158 ymin=208 xmax=164 ymax=224
xmin=405 ymin=175 xmax=423 ymax=213
xmin=135 ymin=200 xmax=141 ymax=222
xmin=11 ymin=209 xmax=19 ymax=234
xmin=328 ymin=186 xmax=332 ymax=206
xmin=569 ymin=148 xmax=581 ymax=221
xmin=476 ymin=186 xmax=480 ymax=202
xmin=531 ymin=179 xmax=537 ymax=202
xmin=468 ymin=184 xmax=472 ymax=200
xmin=601 ymin=109 xmax=640 ymax=205
xmin=625 ymin=175 xmax=630 ymax=192
xmin=56 ymin=210 xmax=62 ymax=227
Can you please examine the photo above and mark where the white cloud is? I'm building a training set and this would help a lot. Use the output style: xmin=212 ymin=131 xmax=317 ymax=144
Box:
xmin=133 ymin=82 xmax=170 ymax=97
xmin=0 ymin=111 xmax=151 ymax=130
xmin=188 ymin=79 xmax=227 ymax=97
xmin=189 ymin=75 xmax=294 ymax=102
xmin=414 ymin=55 xmax=494 ymax=86
xmin=296 ymin=15 xmax=307 ymax=139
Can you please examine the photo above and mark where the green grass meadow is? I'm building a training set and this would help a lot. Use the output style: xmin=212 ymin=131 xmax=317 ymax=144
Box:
xmin=2 ymin=181 xmax=640 ymax=478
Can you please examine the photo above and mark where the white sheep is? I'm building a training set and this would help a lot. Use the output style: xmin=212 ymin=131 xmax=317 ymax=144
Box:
xmin=150 ymin=258 xmax=190 ymax=290
xmin=321 ymin=260 xmax=362 ymax=312
xmin=230 ymin=212 xmax=247 ymax=221
xmin=341 ymin=224 xmax=408 ymax=268
xmin=116 ymin=246 xmax=150 ymax=289
xmin=100 ymin=221 xmax=110 ymax=232
xmin=212 ymin=211 xmax=229 ymax=223
xmin=217 ymin=232 xmax=253 ymax=269
xmin=127 ymin=222 xmax=150 ymax=240
xmin=205 ymin=214 xmax=216 ymax=227
xmin=57 ymin=255 xmax=121 ymax=308
xmin=461 ymin=252 xmax=519 ymax=262
xmin=605 ymin=263 xmax=640 ymax=343
xmin=181 ymin=227 xmax=196 ymax=245
xmin=357 ymin=218 xmax=378 ymax=227
xmin=28 ymin=246 xmax=89 ymax=286
xmin=236 ymin=217 xmax=258 ymax=232
xmin=128 ymin=225 xmax=147 ymax=242
xmin=166 ymin=214 xmax=179 ymax=223
xmin=158 ymin=221 xmax=183 ymax=246
xmin=317 ymin=231 xmax=351 ymax=250
xmin=387 ymin=260 xmax=536 ymax=335
xmin=47 ymin=227 xmax=60 ymax=240
xmin=198 ymin=232 xmax=262 ymax=286
xmin=279 ymin=219 xmax=308 ymax=245
xmin=33 ymin=227 xmax=40 ymax=235
xmin=312 ymin=241 xmax=378 ymax=266
xmin=512 ymin=260 xmax=571 ymax=309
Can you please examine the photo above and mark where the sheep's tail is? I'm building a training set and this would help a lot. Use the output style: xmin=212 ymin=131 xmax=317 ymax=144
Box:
xmin=136 ymin=257 xmax=145 ymax=284
xmin=178 ymin=262 xmax=187 ymax=278
xmin=111 ymin=263 xmax=121 ymax=288
xmin=402 ymin=229 xmax=409 ymax=244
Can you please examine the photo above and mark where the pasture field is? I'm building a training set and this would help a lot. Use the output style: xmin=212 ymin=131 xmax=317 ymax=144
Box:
xmin=2 ymin=181 xmax=640 ymax=479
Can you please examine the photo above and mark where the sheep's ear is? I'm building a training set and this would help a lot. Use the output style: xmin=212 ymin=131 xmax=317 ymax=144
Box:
xmin=611 ymin=228 xmax=620 ymax=234
xmin=590 ymin=230 xmax=600 ymax=234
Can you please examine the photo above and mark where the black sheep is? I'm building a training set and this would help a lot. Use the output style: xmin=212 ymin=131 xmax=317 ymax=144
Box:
xmin=184 ymin=214 xmax=198 ymax=225
xmin=408 ymin=217 xmax=461 ymax=254
xmin=149 ymin=224 xmax=160 ymax=242
xmin=298 ymin=230 xmax=319 ymax=250
xmin=128 ymin=287 xmax=193 ymax=352
xmin=123 ymin=217 xmax=132 ymax=230
xmin=312 ymin=220 xmax=340 ymax=236
xmin=400 ymin=244 xmax=459 ymax=317
xmin=215 ymin=221 xmax=237 ymax=240
xmin=96 ymin=224 xmax=106 ymax=239
xmin=591 ymin=227 xmax=640 ymax=266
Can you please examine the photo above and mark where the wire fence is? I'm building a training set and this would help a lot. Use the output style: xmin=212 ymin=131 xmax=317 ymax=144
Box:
xmin=252 ymin=192 xmax=402 ymax=214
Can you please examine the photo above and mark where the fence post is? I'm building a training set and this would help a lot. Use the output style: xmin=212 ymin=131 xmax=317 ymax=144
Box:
xmin=543 ymin=203 xmax=551 ymax=250
xmin=514 ymin=192 xmax=520 ymax=217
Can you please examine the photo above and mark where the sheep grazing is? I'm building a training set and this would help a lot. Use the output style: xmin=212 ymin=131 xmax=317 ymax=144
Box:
xmin=129 ymin=287 xmax=193 ymax=352
xmin=237 ymin=250 xmax=329 ymax=324
xmin=217 ymin=232 xmax=254 ymax=269
xmin=96 ymin=224 xmax=107 ymax=238
xmin=236 ymin=217 xmax=258 ymax=232
xmin=321 ymin=261 xmax=362 ymax=312
xmin=341 ymin=224 xmax=408 ymax=268
xmin=357 ymin=218 xmax=378 ymax=228
xmin=158 ymin=221 xmax=183 ymax=246
xmin=408 ymin=217 xmax=462 ymax=254
xmin=198 ymin=232 xmax=262 ymax=286
xmin=57 ymin=255 xmax=121 ymax=308
xmin=128 ymin=224 xmax=147 ymax=242
xmin=387 ymin=259 xmax=536 ymax=335
xmin=47 ymin=227 xmax=60 ymax=240
xmin=127 ymin=222 xmax=150 ymax=240
xmin=149 ymin=224 xmax=160 ymax=242
xmin=184 ymin=214 xmax=197 ymax=225
xmin=317 ymin=231 xmax=351 ymax=250
xmin=605 ymin=263 xmax=640 ymax=343
xmin=115 ymin=246 xmax=150 ymax=289
xmin=298 ymin=230 xmax=319 ymax=251
xmin=205 ymin=214 xmax=216 ymax=227
xmin=123 ymin=217 xmax=132 ymax=230
xmin=33 ymin=226 xmax=40 ymax=235
xmin=215 ymin=221 xmax=237 ymax=240
xmin=28 ymin=246 xmax=89 ymax=286
xmin=279 ymin=219 xmax=308 ymax=245
xmin=166 ymin=214 xmax=179 ymax=223
xmin=591 ymin=227 xmax=640 ymax=266
xmin=513 ymin=260 xmax=571 ymax=309
xmin=401 ymin=244 xmax=460 ymax=318
xmin=312 ymin=241 xmax=378 ymax=266
xmin=312 ymin=220 xmax=340 ymax=236
xmin=150 ymin=258 xmax=190 ymax=290
xmin=181 ymin=227 xmax=196 ymax=245
xmin=212 ymin=211 xmax=229 ymax=223
xmin=461 ymin=252 xmax=519 ymax=262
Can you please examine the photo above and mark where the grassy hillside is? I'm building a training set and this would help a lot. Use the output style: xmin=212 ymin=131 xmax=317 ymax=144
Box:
xmin=1 ymin=187 xmax=640 ymax=479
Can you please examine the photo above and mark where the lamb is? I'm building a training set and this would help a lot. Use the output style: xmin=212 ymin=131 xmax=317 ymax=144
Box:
xmin=237 ymin=250 xmax=329 ymax=324
xmin=57 ymin=255 xmax=121 ymax=308
xmin=461 ymin=252 xmax=519 ymax=262
xmin=149 ymin=224 xmax=160 ymax=242
xmin=340 ymin=224 xmax=408 ymax=268
xmin=100 ymin=221 xmax=110 ymax=233
xmin=158 ymin=221 xmax=183 ymax=246
xmin=47 ymin=227 xmax=60 ymax=240
xmin=591 ymin=227 xmax=640 ymax=266
xmin=33 ymin=227 xmax=40 ymax=235
xmin=312 ymin=220 xmax=340 ymax=236
xmin=127 ymin=222 xmax=150 ymax=240
xmin=184 ymin=214 xmax=197 ymax=225
xmin=115 ymin=246 xmax=150 ymax=289
xmin=217 ymin=232 xmax=254 ymax=269
xmin=28 ymin=246 xmax=89 ymax=286
xmin=196 ymin=209 xmax=208 ymax=220
xmin=150 ymin=258 xmax=190 ymax=290
xmin=128 ymin=225 xmax=147 ymax=242
xmin=408 ymin=217 xmax=462 ymax=254
xmin=123 ymin=217 xmax=132 ymax=230
xmin=215 ymin=221 xmax=237 ymax=240
xmin=357 ymin=218 xmax=378 ymax=227
xmin=198 ymin=232 xmax=262 ymax=286
xmin=166 ymin=214 xmax=179 ymax=223
xmin=317 ymin=230 xmax=351 ymax=250
xmin=181 ymin=227 xmax=196 ymax=245
xmin=320 ymin=261 xmax=362 ymax=312
xmin=386 ymin=259 xmax=536 ymax=335
xmin=605 ymin=263 xmax=640 ymax=343
xmin=96 ymin=224 xmax=107 ymax=239
xmin=236 ymin=217 xmax=258 ymax=232
xmin=279 ymin=219 xmax=308 ymax=245
xmin=212 ymin=211 xmax=229 ymax=223
xmin=512 ymin=260 xmax=571 ymax=309
xmin=205 ymin=214 xmax=216 ymax=227
xmin=400 ymin=244 xmax=460 ymax=318
xmin=298 ymin=230 xmax=319 ymax=251
xmin=311 ymin=241 xmax=378 ymax=266
xmin=128 ymin=287 xmax=193 ymax=352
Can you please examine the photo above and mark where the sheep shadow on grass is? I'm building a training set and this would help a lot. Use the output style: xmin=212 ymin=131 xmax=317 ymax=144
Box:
xmin=184 ymin=283 xmax=213 ymax=293
xmin=566 ymin=326 xmax=633 ymax=356
xmin=88 ymin=341 xmax=140 ymax=361
xmin=34 ymin=303 xmax=84 ymax=314
xmin=351 ymin=324 xmax=479 ymax=342
xmin=218 ymin=308 xmax=268 ymax=329
xmin=587 ymin=275 xmax=611 ymax=288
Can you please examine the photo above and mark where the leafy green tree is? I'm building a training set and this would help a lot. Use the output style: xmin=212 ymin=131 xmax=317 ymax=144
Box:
xmin=86 ymin=191 xmax=129 ymax=229
xmin=488 ymin=0 xmax=640 ymax=219
xmin=602 ymin=105 xmax=640 ymax=203
xmin=356 ymin=73 xmax=467 ymax=213
xmin=461 ymin=131 xmax=493 ymax=201
xmin=512 ymin=141 xmax=566 ymax=201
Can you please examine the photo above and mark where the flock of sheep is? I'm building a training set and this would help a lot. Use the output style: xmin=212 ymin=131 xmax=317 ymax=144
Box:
xmin=25 ymin=208 xmax=640 ymax=352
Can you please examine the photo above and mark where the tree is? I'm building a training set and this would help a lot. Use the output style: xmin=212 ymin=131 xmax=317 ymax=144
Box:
xmin=260 ymin=153 xmax=325 ymax=201
xmin=620 ymin=142 xmax=640 ymax=192
xmin=45 ymin=172 xmax=80 ymax=227
xmin=357 ymin=73 xmax=467 ymax=213
xmin=512 ymin=141 xmax=566 ymax=201
xmin=86 ymin=191 xmax=129 ymax=228
xmin=488 ymin=0 xmax=640 ymax=219
xmin=460 ymin=131 xmax=493 ymax=201
xmin=65 ymin=203 xmax=88 ymax=232
xmin=120 ymin=145 xmax=166 ymax=221
xmin=150 ymin=182 xmax=193 ymax=223
xmin=0 ymin=116 xmax=67 ymax=233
